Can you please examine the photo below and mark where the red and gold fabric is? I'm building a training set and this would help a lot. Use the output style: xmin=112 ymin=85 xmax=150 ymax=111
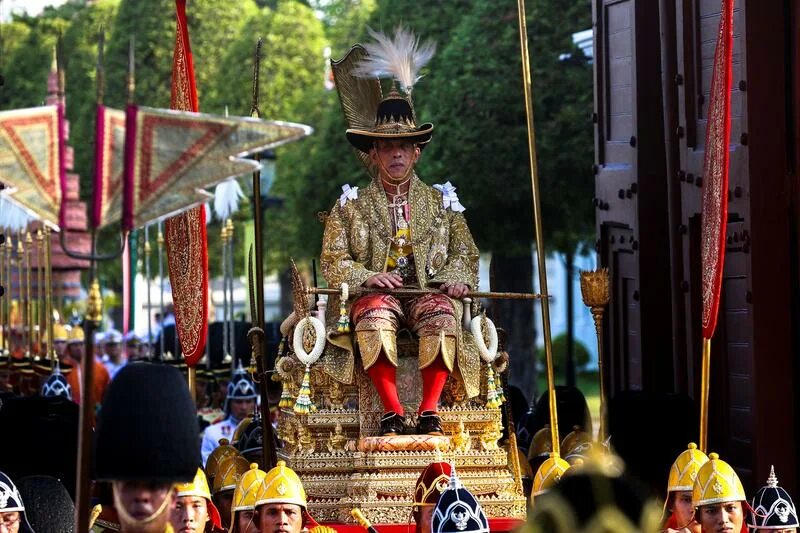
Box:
xmin=0 ymin=105 xmax=63 ymax=228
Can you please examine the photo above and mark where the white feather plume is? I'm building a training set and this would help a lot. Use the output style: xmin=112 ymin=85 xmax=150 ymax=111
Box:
xmin=352 ymin=26 xmax=436 ymax=94
xmin=213 ymin=178 xmax=245 ymax=222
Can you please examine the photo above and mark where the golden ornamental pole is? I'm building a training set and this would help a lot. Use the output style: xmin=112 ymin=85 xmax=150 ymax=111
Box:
xmin=699 ymin=338 xmax=711 ymax=452
xmin=580 ymin=268 xmax=611 ymax=441
xmin=36 ymin=229 xmax=44 ymax=358
xmin=23 ymin=232 xmax=32 ymax=358
xmin=44 ymin=228 xmax=55 ymax=365
xmin=3 ymin=236 xmax=12 ymax=356
xmin=516 ymin=0 xmax=559 ymax=455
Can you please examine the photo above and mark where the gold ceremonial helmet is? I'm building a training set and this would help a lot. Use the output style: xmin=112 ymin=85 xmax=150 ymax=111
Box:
xmin=232 ymin=463 xmax=268 ymax=512
xmin=527 ymin=425 xmax=553 ymax=462
xmin=532 ymin=453 xmax=571 ymax=497
xmin=692 ymin=453 xmax=746 ymax=508
xmin=67 ymin=326 xmax=85 ymax=344
xmin=206 ymin=438 xmax=240 ymax=481
xmin=53 ymin=323 xmax=69 ymax=342
xmin=254 ymin=460 xmax=307 ymax=509
xmin=176 ymin=468 xmax=213 ymax=501
xmin=667 ymin=443 xmax=708 ymax=493
xmin=213 ymin=455 xmax=250 ymax=495
xmin=175 ymin=468 xmax=222 ymax=529
xmin=232 ymin=416 xmax=253 ymax=446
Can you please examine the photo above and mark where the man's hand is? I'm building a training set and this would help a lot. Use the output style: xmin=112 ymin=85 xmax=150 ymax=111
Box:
xmin=365 ymin=272 xmax=403 ymax=289
xmin=440 ymin=282 xmax=469 ymax=299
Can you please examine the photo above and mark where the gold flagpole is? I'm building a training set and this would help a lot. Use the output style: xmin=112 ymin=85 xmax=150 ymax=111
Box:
xmin=516 ymin=0 xmax=559 ymax=455
xmin=23 ymin=232 xmax=32 ymax=359
xmin=699 ymin=338 xmax=711 ymax=452
xmin=36 ymin=229 xmax=44 ymax=358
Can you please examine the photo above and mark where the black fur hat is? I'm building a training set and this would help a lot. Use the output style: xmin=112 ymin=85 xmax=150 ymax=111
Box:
xmin=15 ymin=476 xmax=74 ymax=533
xmin=95 ymin=363 xmax=200 ymax=482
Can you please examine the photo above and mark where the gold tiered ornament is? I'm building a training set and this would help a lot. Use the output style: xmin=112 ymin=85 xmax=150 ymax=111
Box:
xmin=273 ymin=263 xmax=526 ymax=525
xmin=579 ymin=268 xmax=611 ymax=441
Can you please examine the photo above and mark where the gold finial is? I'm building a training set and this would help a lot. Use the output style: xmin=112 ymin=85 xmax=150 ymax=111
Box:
xmin=87 ymin=278 xmax=103 ymax=323
xmin=144 ymin=239 xmax=151 ymax=254
xmin=580 ymin=267 xmax=610 ymax=308
xmin=157 ymin=230 xmax=164 ymax=245
xmin=25 ymin=231 xmax=32 ymax=245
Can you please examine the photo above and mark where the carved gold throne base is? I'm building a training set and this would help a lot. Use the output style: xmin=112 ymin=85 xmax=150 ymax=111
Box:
xmin=276 ymin=337 xmax=527 ymax=524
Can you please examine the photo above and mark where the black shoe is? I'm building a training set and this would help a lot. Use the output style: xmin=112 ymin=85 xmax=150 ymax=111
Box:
xmin=416 ymin=411 xmax=443 ymax=435
xmin=380 ymin=412 xmax=406 ymax=436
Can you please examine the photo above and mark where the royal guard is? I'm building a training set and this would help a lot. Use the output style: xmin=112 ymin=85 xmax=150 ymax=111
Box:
xmin=212 ymin=455 xmax=250 ymax=531
xmin=692 ymin=453 xmax=749 ymax=533
xmin=413 ymin=461 xmax=452 ymax=533
xmin=321 ymin=29 xmax=481 ymax=436
xmin=748 ymin=466 xmax=798 ymax=532
xmin=228 ymin=463 xmax=267 ymax=533
xmin=0 ymin=471 xmax=35 ymax=533
xmin=205 ymin=438 xmax=240 ymax=488
xmin=431 ymin=463 xmax=489 ymax=533
xmin=94 ymin=364 xmax=201 ymax=533
xmin=201 ymin=363 xmax=258 ymax=464
xmin=253 ymin=461 xmax=336 ymax=533
xmin=169 ymin=468 xmax=224 ymax=533
xmin=663 ymin=443 xmax=708 ymax=533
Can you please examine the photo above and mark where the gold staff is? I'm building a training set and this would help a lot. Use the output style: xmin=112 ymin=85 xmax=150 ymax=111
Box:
xmin=306 ymin=286 xmax=547 ymax=300
xmin=25 ymin=231 xmax=33 ymax=359
xmin=516 ymin=0 xmax=559 ymax=455
xmin=3 ymin=235 xmax=12 ymax=356
xmin=580 ymin=268 xmax=611 ymax=441
xmin=44 ymin=227 xmax=54 ymax=365
xmin=36 ymin=229 xmax=44 ymax=358
xmin=226 ymin=218 xmax=235 ymax=367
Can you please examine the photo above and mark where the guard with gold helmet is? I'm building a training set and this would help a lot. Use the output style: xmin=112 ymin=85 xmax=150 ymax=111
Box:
xmin=692 ymin=453 xmax=749 ymax=533
xmin=527 ymin=425 xmax=553 ymax=482
xmin=229 ymin=463 xmax=266 ymax=533
xmin=212 ymin=455 xmax=249 ymax=531
xmin=663 ymin=443 xmax=708 ymax=533
xmin=413 ymin=461 xmax=452 ymax=533
xmin=205 ymin=438 xmax=240 ymax=488
xmin=748 ymin=466 xmax=798 ymax=532
xmin=170 ymin=468 xmax=224 ymax=533
xmin=253 ymin=461 xmax=336 ymax=533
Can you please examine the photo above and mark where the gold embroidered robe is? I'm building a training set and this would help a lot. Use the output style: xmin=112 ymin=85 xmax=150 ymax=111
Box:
xmin=319 ymin=173 xmax=483 ymax=397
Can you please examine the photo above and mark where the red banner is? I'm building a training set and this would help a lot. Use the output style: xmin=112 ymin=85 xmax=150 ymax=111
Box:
xmin=165 ymin=0 xmax=208 ymax=366
xmin=700 ymin=0 xmax=734 ymax=340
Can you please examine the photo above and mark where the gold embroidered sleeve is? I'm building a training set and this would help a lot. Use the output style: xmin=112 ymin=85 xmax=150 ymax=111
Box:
xmin=429 ymin=211 xmax=479 ymax=288
xmin=320 ymin=201 xmax=379 ymax=288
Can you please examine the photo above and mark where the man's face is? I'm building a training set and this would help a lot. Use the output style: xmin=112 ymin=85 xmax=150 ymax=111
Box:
xmin=67 ymin=341 xmax=85 ymax=362
xmin=113 ymin=481 xmax=174 ymax=533
xmin=370 ymin=140 xmax=419 ymax=182
xmin=231 ymin=398 xmax=256 ymax=421
xmin=237 ymin=510 xmax=259 ymax=533
xmin=214 ymin=490 xmax=234 ymax=529
xmin=105 ymin=341 xmax=122 ymax=361
xmin=170 ymin=495 xmax=210 ymax=533
xmin=257 ymin=503 xmax=303 ymax=533
xmin=671 ymin=490 xmax=696 ymax=529
xmin=0 ymin=510 xmax=21 ymax=533
xmin=414 ymin=506 xmax=435 ymax=533
xmin=698 ymin=501 xmax=743 ymax=533
xmin=53 ymin=339 xmax=67 ymax=357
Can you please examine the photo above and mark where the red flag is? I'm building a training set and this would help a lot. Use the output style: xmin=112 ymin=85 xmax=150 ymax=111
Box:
xmin=700 ymin=0 xmax=734 ymax=340
xmin=165 ymin=0 xmax=208 ymax=366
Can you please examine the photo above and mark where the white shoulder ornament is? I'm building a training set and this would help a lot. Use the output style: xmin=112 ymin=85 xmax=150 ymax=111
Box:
xmin=433 ymin=181 xmax=466 ymax=212
xmin=339 ymin=184 xmax=359 ymax=207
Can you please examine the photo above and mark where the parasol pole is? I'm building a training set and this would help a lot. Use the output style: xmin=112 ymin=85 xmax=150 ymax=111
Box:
xmin=157 ymin=223 xmax=165 ymax=360
xmin=516 ymin=0 xmax=560 ymax=455
xmin=227 ymin=219 xmax=236 ymax=366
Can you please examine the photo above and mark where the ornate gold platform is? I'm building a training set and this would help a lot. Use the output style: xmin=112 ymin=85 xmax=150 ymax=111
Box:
xmin=275 ymin=339 xmax=528 ymax=525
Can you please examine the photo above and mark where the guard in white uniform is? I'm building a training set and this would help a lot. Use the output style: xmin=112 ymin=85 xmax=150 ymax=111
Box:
xmin=201 ymin=363 xmax=258 ymax=465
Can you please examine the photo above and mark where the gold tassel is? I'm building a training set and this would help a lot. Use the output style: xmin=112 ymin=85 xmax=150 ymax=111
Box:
xmin=336 ymin=299 xmax=350 ymax=333
xmin=486 ymin=366 xmax=501 ymax=409
xmin=279 ymin=379 xmax=294 ymax=408
xmin=294 ymin=364 xmax=315 ymax=414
